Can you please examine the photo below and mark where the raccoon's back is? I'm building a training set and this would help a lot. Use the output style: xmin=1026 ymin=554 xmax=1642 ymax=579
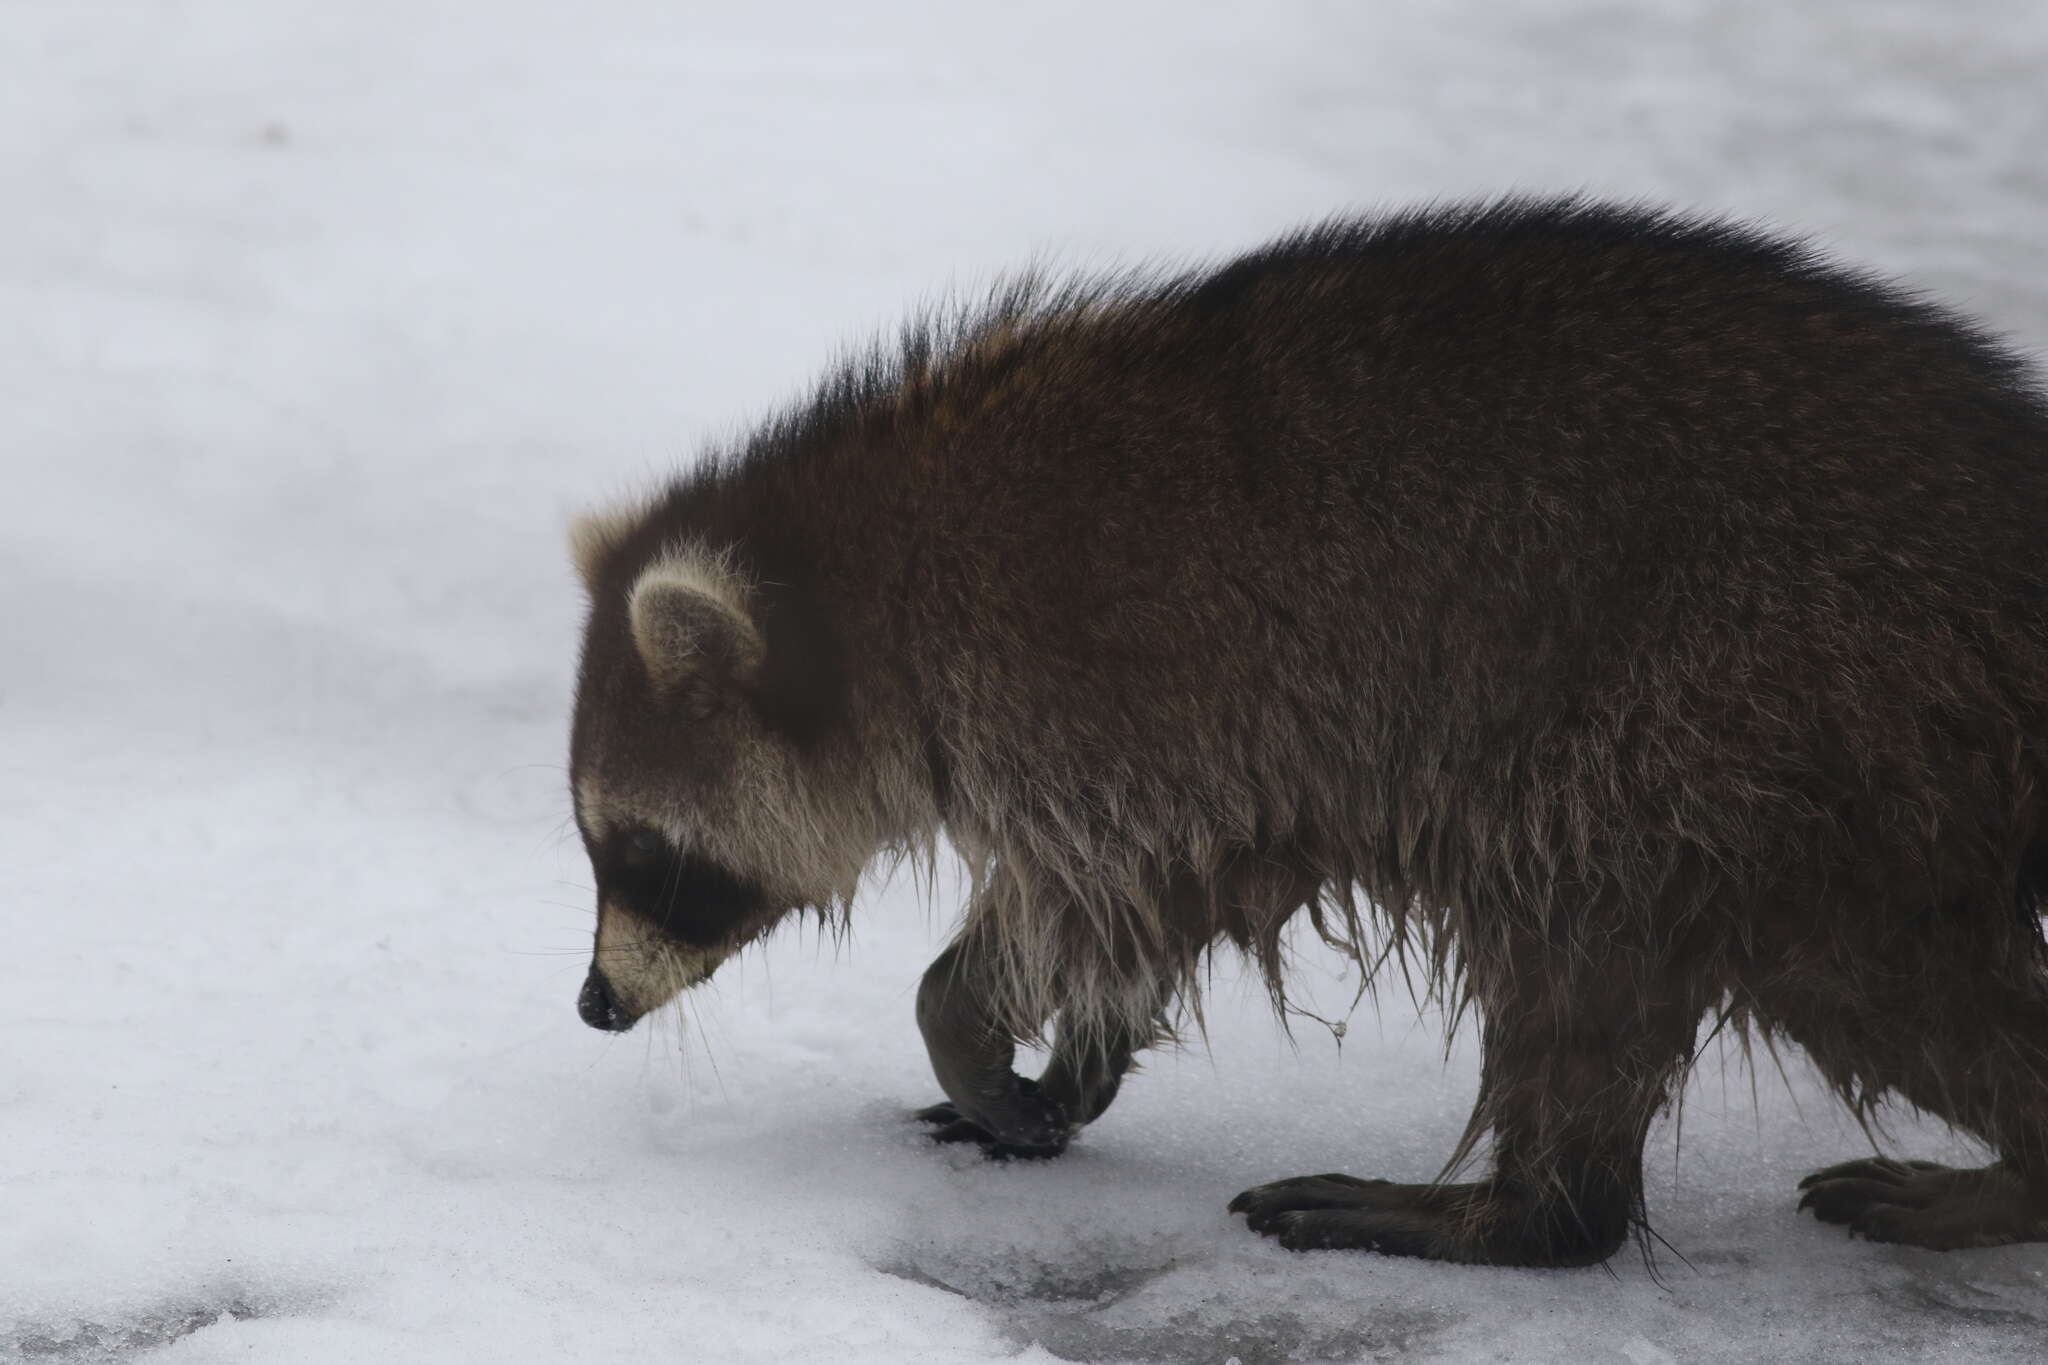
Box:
xmin=875 ymin=201 xmax=2048 ymax=892
xmin=918 ymin=199 xmax=2045 ymax=675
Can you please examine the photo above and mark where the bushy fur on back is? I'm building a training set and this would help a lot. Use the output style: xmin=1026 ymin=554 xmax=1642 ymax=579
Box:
xmin=571 ymin=197 xmax=2048 ymax=1259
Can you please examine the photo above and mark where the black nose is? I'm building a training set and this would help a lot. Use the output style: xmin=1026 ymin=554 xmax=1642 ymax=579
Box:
xmin=578 ymin=967 xmax=632 ymax=1032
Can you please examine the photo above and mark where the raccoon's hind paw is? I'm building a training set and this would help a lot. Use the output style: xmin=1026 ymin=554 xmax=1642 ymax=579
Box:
xmin=910 ymin=1095 xmax=1069 ymax=1160
xmin=1797 ymin=1158 xmax=2048 ymax=1249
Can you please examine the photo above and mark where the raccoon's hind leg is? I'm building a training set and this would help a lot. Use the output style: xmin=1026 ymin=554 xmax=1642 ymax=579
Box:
xmin=1769 ymin=929 xmax=2048 ymax=1249
xmin=1796 ymin=1159 xmax=2046 ymax=1248
xmin=1231 ymin=940 xmax=1709 ymax=1266
xmin=912 ymin=937 xmax=1165 ymax=1159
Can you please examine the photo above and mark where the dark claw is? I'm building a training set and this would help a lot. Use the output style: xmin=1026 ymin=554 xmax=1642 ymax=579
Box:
xmin=1796 ymin=1156 xmax=1939 ymax=1192
xmin=1228 ymin=1174 xmax=1389 ymax=1226
xmin=911 ymin=1095 xmax=1071 ymax=1159
xmin=927 ymin=1117 xmax=997 ymax=1145
xmin=1799 ymin=1177 xmax=1909 ymax=1225
xmin=1229 ymin=1175 xmax=1456 ymax=1258
xmin=1793 ymin=1157 xmax=2046 ymax=1249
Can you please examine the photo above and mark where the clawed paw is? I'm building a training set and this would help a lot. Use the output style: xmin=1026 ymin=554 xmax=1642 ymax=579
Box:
xmin=909 ymin=1093 xmax=1069 ymax=1160
xmin=1228 ymin=1174 xmax=1451 ymax=1257
xmin=1796 ymin=1157 xmax=2046 ymax=1250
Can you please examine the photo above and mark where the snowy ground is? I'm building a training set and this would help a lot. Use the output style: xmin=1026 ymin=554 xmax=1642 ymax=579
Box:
xmin=5 ymin=1 xmax=2047 ymax=1361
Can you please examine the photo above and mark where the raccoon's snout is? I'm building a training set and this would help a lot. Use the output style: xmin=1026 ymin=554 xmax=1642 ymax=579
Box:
xmin=577 ymin=967 xmax=635 ymax=1032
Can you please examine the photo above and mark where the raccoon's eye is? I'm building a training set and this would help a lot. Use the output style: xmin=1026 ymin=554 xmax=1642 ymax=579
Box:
xmin=615 ymin=828 xmax=665 ymax=870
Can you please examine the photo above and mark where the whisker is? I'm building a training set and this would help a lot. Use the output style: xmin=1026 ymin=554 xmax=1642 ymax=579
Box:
xmin=685 ymin=992 xmax=727 ymax=1103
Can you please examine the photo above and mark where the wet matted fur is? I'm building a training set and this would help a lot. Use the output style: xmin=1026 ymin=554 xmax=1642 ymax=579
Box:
xmin=566 ymin=197 xmax=2048 ymax=1266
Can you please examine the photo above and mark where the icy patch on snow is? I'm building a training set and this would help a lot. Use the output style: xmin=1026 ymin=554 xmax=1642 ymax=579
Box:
xmin=878 ymin=1239 xmax=1454 ymax=1364
xmin=5 ymin=1294 xmax=271 ymax=1364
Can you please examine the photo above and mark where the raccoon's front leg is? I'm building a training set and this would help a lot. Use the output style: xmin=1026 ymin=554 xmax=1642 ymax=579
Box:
xmin=914 ymin=1002 xmax=1152 ymax=1155
xmin=1037 ymin=1004 xmax=1152 ymax=1126
xmin=914 ymin=938 xmax=1074 ymax=1156
xmin=1231 ymin=943 xmax=1708 ymax=1265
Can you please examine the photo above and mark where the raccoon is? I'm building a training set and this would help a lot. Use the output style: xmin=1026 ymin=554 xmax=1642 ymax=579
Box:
xmin=566 ymin=198 xmax=2048 ymax=1266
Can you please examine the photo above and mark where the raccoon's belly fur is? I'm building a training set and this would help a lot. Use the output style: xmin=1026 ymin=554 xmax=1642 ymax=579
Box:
xmin=566 ymin=197 xmax=2048 ymax=1266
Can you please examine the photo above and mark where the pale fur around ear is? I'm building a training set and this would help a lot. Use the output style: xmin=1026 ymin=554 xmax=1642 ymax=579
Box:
xmin=569 ymin=495 xmax=656 ymax=593
xmin=626 ymin=546 xmax=765 ymax=704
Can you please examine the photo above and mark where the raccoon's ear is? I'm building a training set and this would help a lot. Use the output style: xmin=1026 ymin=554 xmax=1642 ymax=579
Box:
xmin=626 ymin=552 xmax=765 ymax=708
xmin=569 ymin=498 xmax=651 ymax=594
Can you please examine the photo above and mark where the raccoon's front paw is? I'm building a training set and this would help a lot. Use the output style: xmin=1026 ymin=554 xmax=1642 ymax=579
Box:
xmin=1228 ymin=1175 xmax=1622 ymax=1265
xmin=1229 ymin=1174 xmax=1449 ymax=1256
xmin=913 ymin=1100 xmax=969 ymax=1128
xmin=911 ymin=1081 xmax=1070 ymax=1159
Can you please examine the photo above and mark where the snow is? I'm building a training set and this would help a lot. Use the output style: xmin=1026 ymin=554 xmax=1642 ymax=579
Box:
xmin=4 ymin=0 xmax=2046 ymax=1360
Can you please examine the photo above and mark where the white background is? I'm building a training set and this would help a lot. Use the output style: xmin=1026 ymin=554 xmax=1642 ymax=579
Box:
xmin=4 ymin=2 xmax=2045 ymax=1360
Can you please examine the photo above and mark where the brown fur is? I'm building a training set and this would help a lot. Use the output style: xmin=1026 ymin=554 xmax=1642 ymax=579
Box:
xmin=567 ymin=197 xmax=2048 ymax=1265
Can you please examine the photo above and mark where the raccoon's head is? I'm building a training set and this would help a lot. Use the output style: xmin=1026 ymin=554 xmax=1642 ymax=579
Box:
xmin=566 ymin=508 xmax=867 ymax=1032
